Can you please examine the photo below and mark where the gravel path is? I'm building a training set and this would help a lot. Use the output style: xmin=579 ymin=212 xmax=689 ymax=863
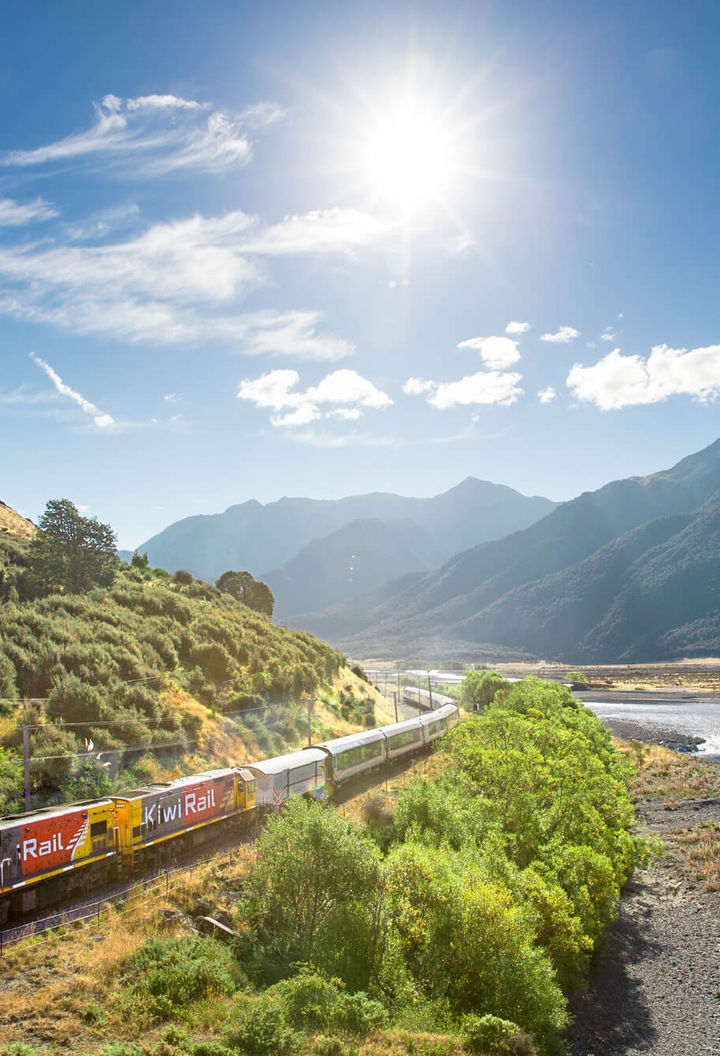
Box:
xmin=567 ymin=721 xmax=720 ymax=1056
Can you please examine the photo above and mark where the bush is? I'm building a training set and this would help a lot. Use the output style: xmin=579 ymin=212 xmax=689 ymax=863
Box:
xmin=462 ymin=1013 xmax=537 ymax=1056
xmin=222 ymin=998 xmax=299 ymax=1056
xmin=122 ymin=936 xmax=241 ymax=1019
xmin=267 ymin=967 xmax=388 ymax=1035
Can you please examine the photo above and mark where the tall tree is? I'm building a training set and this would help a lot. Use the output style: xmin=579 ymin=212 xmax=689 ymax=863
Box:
xmin=216 ymin=569 xmax=275 ymax=616
xmin=30 ymin=498 xmax=118 ymax=594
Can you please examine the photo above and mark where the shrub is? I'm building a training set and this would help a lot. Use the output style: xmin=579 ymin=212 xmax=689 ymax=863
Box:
xmin=267 ymin=967 xmax=388 ymax=1035
xmin=462 ymin=1013 xmax=537 ymax=1056
xmin=222 ymin=998 xmax=300 ymax=1056
xmin=122 ymin=936 xmax=241 ymax=1019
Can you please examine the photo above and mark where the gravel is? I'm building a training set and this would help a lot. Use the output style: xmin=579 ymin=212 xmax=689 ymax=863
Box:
xmin=567 ymin=721 xmax=720 ymax=1056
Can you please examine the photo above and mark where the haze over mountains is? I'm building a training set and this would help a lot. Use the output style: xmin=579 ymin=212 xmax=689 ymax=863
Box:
xmin=289 ymin=439 xmax=720 ymax=662
xmin=132 ymin=478 xmax=558 ymax=613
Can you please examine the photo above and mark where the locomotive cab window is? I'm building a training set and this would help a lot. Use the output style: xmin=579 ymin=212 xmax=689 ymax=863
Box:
xmin=90 ymin=820 xmax=107 ymax=837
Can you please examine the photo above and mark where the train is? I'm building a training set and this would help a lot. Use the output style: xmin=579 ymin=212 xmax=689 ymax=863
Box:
xmin=0 ymin=700 xmax=459 ymax=924
xmin=402 ymin=687 xmax=455 ymax=712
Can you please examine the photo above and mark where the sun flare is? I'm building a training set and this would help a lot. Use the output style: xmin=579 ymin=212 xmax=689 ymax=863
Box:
xmin=354 ymin=95 xmax=465 ymax=216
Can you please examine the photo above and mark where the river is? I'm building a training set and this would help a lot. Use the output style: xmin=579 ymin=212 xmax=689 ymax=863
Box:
xmin=583 ymin=697 xmax=720 ymax=761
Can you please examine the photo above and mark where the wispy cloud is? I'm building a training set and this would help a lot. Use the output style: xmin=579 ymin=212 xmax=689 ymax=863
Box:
xmin=538 ymin=386 xmax=557 ymax=404
xmin=541 ymin=325 xmax=579 ymax=344
xmin=30 ymin=352 xmax=115 ymax=428
xmin=567 ymin=344 xmax=720 ymax=409
xmin=505 ymin=320 xmax=531 ymax=335
xmin=600 ymin=327 xmax=617 ymax=342
xmin=0 ymin=197 xmax=57 ymax=226
xmin=237 ymin=368 xmax=392 ymax=427
xmin=457 ymin=335 xmax=521 ymax=369
xmin=2 ymin=93 xmax=284 ymax=177
xmin=241 ymin=208 xmax=391 ymax=255
xmin=404 ymin=371 xmax=523 ymax=408
xmin=0 ymin=207 xmax=390 ymax=356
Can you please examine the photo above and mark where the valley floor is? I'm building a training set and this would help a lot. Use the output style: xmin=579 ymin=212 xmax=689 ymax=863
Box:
xmin=568 ymin=735 xmax=720 ymax=1056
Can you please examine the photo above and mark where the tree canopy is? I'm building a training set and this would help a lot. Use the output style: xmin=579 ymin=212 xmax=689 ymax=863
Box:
xmin=216 ymin=569 xmax=274 ymax=616
xmin=460 ymin=669 xmax=508 ymax=711
xmin=30 ymin=498 xmax=118 ymax=594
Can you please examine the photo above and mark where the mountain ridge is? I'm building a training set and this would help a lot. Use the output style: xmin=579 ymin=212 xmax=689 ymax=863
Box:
xmin=288 ymin=438 xmax=720 ymax=662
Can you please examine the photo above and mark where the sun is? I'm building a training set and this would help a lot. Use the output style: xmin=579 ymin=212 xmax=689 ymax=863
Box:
xmin=353 ymin=93 xmax=466 ymax=217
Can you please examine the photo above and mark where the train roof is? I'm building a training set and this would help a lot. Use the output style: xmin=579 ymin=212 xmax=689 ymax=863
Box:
xmin=419 ymin=703 xmax=458 ymax=725
xmin=314 ymin=727 xmax=386 ymax=755
xmin=0 ymin=798 xmax=114 ymax=830
xmin=245 ymin=747 xmax=326 ymax=777
xmin=377 ymin=716 xmax=423 ymax=738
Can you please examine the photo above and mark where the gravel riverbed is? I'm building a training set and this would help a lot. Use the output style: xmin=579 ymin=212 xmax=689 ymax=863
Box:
xmin=567 ymin=718 xmax=720 ymax=1056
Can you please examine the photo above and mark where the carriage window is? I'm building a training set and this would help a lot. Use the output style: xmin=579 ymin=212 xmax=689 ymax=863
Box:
xmin=90 ymin=820 xmax=107 ymax=837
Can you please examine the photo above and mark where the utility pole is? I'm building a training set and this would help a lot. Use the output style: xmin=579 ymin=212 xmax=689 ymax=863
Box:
xmin=427 ymin=670 xmax=433 ymax=713
xmin=23 ymin=724 xmax=30 ymax=811
xmin=306 ymin=697 xmax=313 ymax=746
xmin=393 ymin=691 xmax=398 ymax=723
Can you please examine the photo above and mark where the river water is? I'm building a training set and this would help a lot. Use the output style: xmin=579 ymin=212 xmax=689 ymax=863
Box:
xmin=584 ymin=698 xmax=720 ymax=761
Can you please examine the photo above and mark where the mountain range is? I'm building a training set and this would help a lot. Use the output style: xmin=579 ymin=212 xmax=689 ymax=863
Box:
xmin=130 ymin=478 xmax=558 ymax=613
xmin=286 ymin=439 xmax=720 ymax=662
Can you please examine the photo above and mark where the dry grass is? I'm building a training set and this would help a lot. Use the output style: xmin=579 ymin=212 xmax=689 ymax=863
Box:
xmin=0 ymin=500 xmax=36 ymax=539
xmin=620 ymin=741 xmax=720 ymax=802
xmin=671 ymin=823 xmax=720 ymax=890
xmin=0 ymin=844 xmax=257 ymax=1050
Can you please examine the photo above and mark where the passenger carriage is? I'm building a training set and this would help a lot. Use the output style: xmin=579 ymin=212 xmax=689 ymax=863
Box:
xmin=245 ymin=748 xmax=328 ymax=807
xmin=314 ymin=727 xmax=387 ymax=785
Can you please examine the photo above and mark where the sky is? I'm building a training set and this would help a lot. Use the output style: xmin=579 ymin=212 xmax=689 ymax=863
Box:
xmin=2 ymin=0 xmax=720 ymax=549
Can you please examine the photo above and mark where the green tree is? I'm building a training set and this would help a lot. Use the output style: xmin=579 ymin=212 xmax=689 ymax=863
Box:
xmin=0 ymin=746 xmax=22 ymax=814
xmin=242 ymin=798 xmax=384 ymax=987
xmin=30 ymin=498 xmax=118 ymax=594
xmin=216 ymin=570 xmax=275 ymax=617
xmin=460 ymin=670 xmax=508 ymax=711
xmin=131 ymin=551 xmax=149 ymax=568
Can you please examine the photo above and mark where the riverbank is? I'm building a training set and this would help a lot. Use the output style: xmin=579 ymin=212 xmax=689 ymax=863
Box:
xmin=567 ymin=739 xmax=720 ymax=1056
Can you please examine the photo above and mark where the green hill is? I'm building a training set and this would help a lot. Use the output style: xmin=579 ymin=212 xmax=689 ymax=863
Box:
xmin=0 ymin=530 xmax=384 ymax=809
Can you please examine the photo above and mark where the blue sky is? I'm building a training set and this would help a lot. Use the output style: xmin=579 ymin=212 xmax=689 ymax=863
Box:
xmin=2 ymin=0 xmax=719 ymax=549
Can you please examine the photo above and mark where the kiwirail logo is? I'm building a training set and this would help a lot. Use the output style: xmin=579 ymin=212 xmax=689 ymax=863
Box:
xmin=184 ymin=786 xmax=216 ymax=817
xmin=23 ymin=831 xmax=66 ymax=860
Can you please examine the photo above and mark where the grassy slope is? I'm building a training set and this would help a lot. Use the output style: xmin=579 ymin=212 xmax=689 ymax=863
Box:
xmin=0 ymin=531 xmax=390 ymax=804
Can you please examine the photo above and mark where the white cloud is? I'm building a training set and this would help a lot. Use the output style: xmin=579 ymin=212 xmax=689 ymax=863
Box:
xmin=540 ymin=325 xmax=580 ymax=344
xmin=538 ymin=386 xmax=557 ymax=404
xmin=403 ymin=377 xmax=436 ymax=396
xmin=242 ymin=208 xmax=390 ymax=255
xmin=163 ymin=393 xmax=181 ymax=403
xmin=30 ymin=352 xmax=115 ymax=428
xmin=0 ymin=209 xmax=376 ymax=357
xmin=0 ymin=197 xmax=57 ymax=226
xmin=567 ymin=344 xmax=720 ymax=410
xmin=505 ymin=320 xmax=531 ymax=335
xmin=2 ymin=93 xmax=284 ymax=177
xmin=405 ymin=370 xmax=523 ymax=409
xmin=600 ymin=327 xmax=616 ymax=342
xmin=457 ymin=335 xmax=521 ymax=369
xmin=237 ymin=368 xmax=392 ymax=427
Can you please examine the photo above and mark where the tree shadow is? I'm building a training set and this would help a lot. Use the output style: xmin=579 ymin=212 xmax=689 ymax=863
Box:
xmin=566 ymin=888 xmax=660 ymax=1055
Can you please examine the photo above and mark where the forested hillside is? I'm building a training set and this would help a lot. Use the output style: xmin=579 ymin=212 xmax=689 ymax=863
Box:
xmin=298 ymin=438 xmax=720 ymax=662
xmin=0 ymin=505 xmax=382 ymax=811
